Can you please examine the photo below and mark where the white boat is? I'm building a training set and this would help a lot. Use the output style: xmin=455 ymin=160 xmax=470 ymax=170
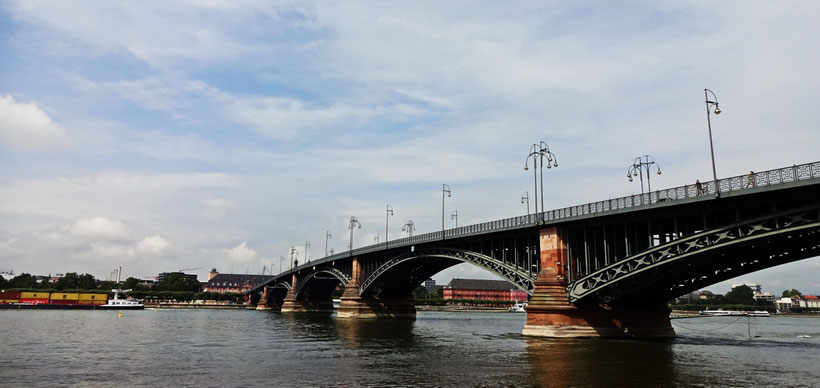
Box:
xmin=700 ymin=308 xmax=733 ymax=316
xmin=509 ymin=302 xmax=527 ymax=313
xmin=99 ymin=266 xmax=144 ymax=310
xmin=748 ymin=311 xmax=770 ymax=317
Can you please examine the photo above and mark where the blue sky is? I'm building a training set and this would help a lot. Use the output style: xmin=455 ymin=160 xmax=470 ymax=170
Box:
xmin=1 ymin=1 xmax=819 ymax=295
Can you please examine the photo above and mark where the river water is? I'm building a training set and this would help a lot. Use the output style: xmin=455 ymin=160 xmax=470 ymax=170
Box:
xmin=1 ymin=309 xmax=818 ymax=387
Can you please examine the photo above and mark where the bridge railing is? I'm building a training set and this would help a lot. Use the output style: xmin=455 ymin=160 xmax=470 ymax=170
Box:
xmin=296 ymin=161 xmax=820 ymax=273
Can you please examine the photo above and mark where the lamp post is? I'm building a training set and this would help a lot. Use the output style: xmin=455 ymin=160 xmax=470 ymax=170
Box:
xmin=442 ymin=184 xmax=451 ymax=239
xmin=627 ymin=155 xmax=662 ymax=194
xmin=451 ymin=210 xmax=458 ymax=228
xmin=374 ymin=234 xmax=379 ymax=243
xmin=280 ymin=256 xmax=284 ymax=274
xmin=325 ymin=231 xmax=332 ymax=257
xmin=524 ymin=142 xmax=558 ymax=221
xmin=304 ymin=241 xmax=310 ymax=262
xmin=521 ymin=191 xmax=529 ymax=215
xmin=289 ymin=246 xmax=298 ymax=270
xmin=402 ymin=220 xmax=415 ymax=237
xmin=704 ymin=88 xmax=722 ymax=197
xmin=348 ymin=216 xmax=361 ymax=257
xmin=385 ymin=205 xmax=393 ymax=250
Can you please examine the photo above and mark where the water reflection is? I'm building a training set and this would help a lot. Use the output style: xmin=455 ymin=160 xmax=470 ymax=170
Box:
xmin=526 ymin=338 xmax=677 ymax=386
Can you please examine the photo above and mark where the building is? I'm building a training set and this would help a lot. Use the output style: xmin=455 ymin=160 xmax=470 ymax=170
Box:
xmin=424 ymin=278 xmax=436 ymax=291
xmin=203 ymin=270 xmax=274 ymax=294
xmin=157 ymin=272 xmax=198 ymax=283
xmin=753 ymin=292 xmax=776 ymax=302
xmin=442 ymin=278 xmax=527 ymax=301
xmin=796 ymin=295 xmax=820 ymax=309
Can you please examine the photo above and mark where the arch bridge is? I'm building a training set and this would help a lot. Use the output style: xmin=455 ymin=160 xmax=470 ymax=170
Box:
xmin=247 ymin=161 xmax=820 ymax=337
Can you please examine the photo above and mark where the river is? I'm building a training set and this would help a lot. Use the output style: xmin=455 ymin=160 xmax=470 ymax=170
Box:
xmin=1 ymin=310 xmax=818 ymax=387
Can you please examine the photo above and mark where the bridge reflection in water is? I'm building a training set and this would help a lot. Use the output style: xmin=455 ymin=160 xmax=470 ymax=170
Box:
xmin=249 ymin=161 xmax=820 ymax=338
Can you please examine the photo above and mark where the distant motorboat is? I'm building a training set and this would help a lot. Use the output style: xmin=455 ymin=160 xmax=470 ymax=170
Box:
xmin=748 ymin=311 xmax=770 ymax=317
xmin=700 ymin=308 xmax=733 ymax=316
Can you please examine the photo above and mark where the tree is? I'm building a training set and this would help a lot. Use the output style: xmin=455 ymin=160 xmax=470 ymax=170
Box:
xmin=123 ymin=277 xmax=141 ymax=290
xmin=77 ymin=273 xmax=97 ymax=290
xmin=56 ymin=272 xmax=79 ymax=290
xmin=10 ymin=273 xmax=37 ymax=289
xmin=725 ymin=285 xmax=754 ymax=305
xmin=155 ymin=274 xmax=201 ymax=292
xmin=781 ymin=289 xmax=801 ymax=298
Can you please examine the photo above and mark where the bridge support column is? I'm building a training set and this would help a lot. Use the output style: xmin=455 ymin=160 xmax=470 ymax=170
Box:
xmin=280 ymin=272 xmax=335 ymax=313
xmin=337 ymin=257 xmax=416 ymax=319
xmin=255 ymin=287 xmax=272 ymax=310
xmin=522 ymin=227 xmax=674 ymax=338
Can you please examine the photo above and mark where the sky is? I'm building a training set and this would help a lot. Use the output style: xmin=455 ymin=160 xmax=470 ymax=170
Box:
xmin=1 ymin=1 xmax=818 ymax=295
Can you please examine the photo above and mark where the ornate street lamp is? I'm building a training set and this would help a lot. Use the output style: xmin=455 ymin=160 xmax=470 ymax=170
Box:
xmin=402 ymin=219 xmax=415 ymax=237
xmin=442 ymin=184 xmax=451 ymax=238
xmin=385 ymin=205 xmax=394 ymax=250
xmin=304 ymin=241 xmax=310 ymax=262
xmin=524 ymin=142 xmax=558 ymax=221
xmin=705 ymin=88 xmax=722 ymax=197
xmin=627 ymin=155 xmax=662 ymax=194
xmin=521 ymin=191 xmax=529 ymax=215
xmin=348 ymin=216 xmax=361 ymax=257
xmin=451 ymin=210 xmax=458 ymax=228
xmin=325 ymin=231 xmax=332 ymax=257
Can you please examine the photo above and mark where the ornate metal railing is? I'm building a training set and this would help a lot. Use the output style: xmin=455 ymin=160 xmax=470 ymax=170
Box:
xmin=295 ymin=161 xmax=820 ymax=272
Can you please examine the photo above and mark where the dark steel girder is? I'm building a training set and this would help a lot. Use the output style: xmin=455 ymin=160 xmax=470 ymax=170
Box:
xmin=359 ymin=247 xmax=537 ymax=298
xmin=293 ymin=267 xmax=352 ymax=298
xmin=567 ymin=207 xmax=820 ymax=306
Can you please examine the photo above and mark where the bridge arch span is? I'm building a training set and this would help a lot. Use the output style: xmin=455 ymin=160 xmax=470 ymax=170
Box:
xmin=567 ymin=207 xmax=820 ymax=306
xmin=359 ymin=247 xmax=536 ymax=298
xmin=293 ymin=267 xmax=352 ymax=300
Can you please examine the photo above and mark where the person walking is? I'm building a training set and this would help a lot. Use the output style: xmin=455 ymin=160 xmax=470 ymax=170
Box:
xmin=695 ymin=179 xmax=703 ymax=195
xmin=746 ymin=171 xmax=755 ymax=188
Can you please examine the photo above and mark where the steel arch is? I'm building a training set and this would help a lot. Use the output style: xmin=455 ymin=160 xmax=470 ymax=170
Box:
xmin=359 ymin=247 xmax=536 ymax=297
xmin=293 ymin=267 xmax=351 ymax=297
xmin=567 ymin=207 xmax=820 ymax=304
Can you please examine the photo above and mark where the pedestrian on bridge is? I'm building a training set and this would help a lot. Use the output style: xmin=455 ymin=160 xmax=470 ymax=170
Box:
xmin=695 ymin=179 xmax=703 ymax=195
xmin=746 ymin=171 xmax=755 ymax=188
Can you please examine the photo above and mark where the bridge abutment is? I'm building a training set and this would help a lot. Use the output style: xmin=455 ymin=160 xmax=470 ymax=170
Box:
xmin=337 ymin=257 xmax=416 ymax=319
xmin=523 ymin=227 xmax=675 ymax=338
xmin=255 ymin=287 xmax=272 ymax=310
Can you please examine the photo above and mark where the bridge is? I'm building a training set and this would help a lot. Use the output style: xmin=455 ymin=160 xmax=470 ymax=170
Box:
xmin=247 ymin=161 xmax=820 ymax=338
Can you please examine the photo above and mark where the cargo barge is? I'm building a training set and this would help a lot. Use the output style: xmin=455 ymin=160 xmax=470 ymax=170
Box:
xmin=0 ymin=290 xmax=143 ymax=310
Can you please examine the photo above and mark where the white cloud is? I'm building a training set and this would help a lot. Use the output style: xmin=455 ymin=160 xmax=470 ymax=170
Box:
xmin=202 ymin=198 xmax=237 ymax=219
xmin=137 ymin=235 xmax=170 ymax=256
xmin=68 ymin=217 xmax=130 ymax=242
xmin=0 ymin=93 xmax=72 ymax=150
xmin=225 ymin=241 xmax=257 ymax=263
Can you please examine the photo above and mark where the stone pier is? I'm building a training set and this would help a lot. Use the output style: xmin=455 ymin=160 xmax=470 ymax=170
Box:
xmin=280 ymin=272 xmax=335 ymax=313
xmin=522 ymin=227 xmax=675 ymax=338
xmin=337 ymin=257 xmax=416 ymax=319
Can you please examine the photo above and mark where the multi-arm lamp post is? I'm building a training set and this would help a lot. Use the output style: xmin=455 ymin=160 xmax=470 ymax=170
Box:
xmin=325 ymin=231 xmax=332 ymax=257
xmin=451 ymin=210 xmax=458 ymax=228
xmin=524 ymin=142 xmax=558 ymax=221
xmin=402 ymin=220 xmax=415 ymax=237
xmin=304 ymin=241 xmax=310 ymax=262
xmin=348 ymin=216 xmax=361 ymax=257
xmin=521 ymin=191 xmax=529 ymax=215
xmin=385 ymin=205 xmax=393 ymax=249
xmin=627 ymin=155 xmax=662 ymax=194
xmin=442 ymin=184 xmax=451 ymax=239
xmin=705 ymin=88 xmax=722 ymax=197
